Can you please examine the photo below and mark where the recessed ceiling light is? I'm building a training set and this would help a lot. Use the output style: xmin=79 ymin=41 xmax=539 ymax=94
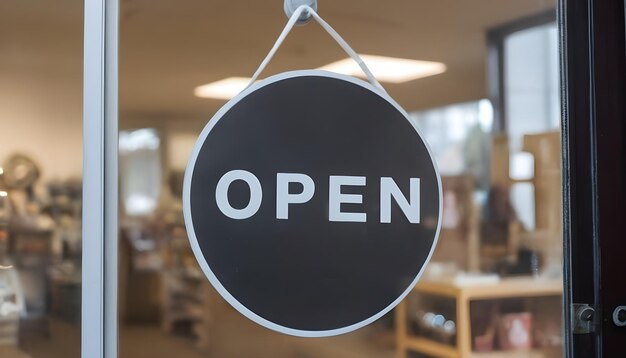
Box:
xmin=194 ymin=77 xmax=252 ymax=100
xmin=318 ymin=55 xmax=446 ymax=83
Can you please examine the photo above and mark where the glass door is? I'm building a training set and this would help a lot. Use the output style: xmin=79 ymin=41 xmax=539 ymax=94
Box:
xmin=114 ymin=1 xmax=570 ymax=357
xmin=76 ymin=0 xmax=626 ymax=357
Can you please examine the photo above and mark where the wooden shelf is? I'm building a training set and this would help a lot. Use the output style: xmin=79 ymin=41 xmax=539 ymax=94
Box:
xmin=413 ymin=277 xmax=562 ymax=300
xmin=471 ymin=347 xmax=561 ymax=358
xmin=402 ymin=335 xmax=560 ymax=358
xmin=404 ymin=337 xmax=457 ymax=358
xmin=396 ymin=277 xmax=563 ymax=358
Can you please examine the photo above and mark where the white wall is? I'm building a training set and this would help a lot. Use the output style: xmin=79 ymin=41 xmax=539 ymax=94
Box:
xmin=0 ymin=72 xmax=83 ymax=181
xmin=0 ymin=0 xmax=83 ymax=182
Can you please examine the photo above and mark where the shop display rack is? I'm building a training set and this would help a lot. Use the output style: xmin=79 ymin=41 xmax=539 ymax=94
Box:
xmin=396 ymin=277 xmax=562 ymax=358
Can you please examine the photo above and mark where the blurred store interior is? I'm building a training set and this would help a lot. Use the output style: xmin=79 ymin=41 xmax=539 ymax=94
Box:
xmin=0 ymin=0 xmax=561 ymax=357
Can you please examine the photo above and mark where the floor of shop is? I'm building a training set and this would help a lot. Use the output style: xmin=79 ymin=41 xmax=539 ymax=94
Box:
xmin=19 ymin=310 xmax=395 ymax=358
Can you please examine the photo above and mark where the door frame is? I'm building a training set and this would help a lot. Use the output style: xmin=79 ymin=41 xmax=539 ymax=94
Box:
xmin=82 ymin=0 xmax=119 ymax=357
xmin=560 ymin=0 xmax=626 ymax=356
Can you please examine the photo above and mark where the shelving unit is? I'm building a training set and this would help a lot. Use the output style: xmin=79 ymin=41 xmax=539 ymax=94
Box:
xmin=160 ymin=232 xmax=206 ymax=340
xmin=396 ymin=277 xmax=562 ymax=358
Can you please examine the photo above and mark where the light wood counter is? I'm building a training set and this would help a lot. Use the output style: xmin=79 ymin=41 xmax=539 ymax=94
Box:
xmin=396 ymin=277 xmax=563 ymax=358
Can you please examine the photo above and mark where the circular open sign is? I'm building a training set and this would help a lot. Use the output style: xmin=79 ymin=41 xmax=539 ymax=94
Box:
xmin=183 ymin=70 xmax=442 ymax=337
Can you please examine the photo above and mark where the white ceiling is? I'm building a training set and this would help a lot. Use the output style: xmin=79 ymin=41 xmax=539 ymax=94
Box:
xmin=1 ymin=0 xmax=556 ymax=120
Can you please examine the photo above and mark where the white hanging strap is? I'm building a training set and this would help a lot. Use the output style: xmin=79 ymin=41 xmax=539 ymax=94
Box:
xmin=247 ymin=5 xmax=388 ymax=94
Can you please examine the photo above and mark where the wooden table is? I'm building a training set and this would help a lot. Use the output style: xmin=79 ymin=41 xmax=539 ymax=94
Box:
xmin=396 ymin=277 xmax=563 ymax=358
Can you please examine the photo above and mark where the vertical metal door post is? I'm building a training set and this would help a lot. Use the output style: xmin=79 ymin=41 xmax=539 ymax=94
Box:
xmin=82 ymin=0 xmax=119 ymax=357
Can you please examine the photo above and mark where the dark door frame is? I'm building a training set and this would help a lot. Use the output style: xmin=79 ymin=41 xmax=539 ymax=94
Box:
xmin=561 ymin=0 xmax=626 ymax=356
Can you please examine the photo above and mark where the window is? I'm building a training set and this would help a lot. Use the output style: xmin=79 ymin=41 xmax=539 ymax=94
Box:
xmin=119 ymin=129 xmax=162 ymax=216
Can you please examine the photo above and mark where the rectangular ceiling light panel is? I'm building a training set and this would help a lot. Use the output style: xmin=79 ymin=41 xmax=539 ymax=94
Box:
xmin=195 ymin=55 xmax=446 ymax=100
xmin=194 ymin=77 xmax=252 ymax=100
xmin=318 ymin=55 xmax=446 ymax=83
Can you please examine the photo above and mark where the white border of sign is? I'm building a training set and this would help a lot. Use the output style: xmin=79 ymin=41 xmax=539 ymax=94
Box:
xmin=183 ymin=70 xmax=443 ymax=337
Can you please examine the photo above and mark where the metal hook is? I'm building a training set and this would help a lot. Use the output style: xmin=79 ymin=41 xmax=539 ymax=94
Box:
xmin=284 ymin=0 xmax=318 ymax=25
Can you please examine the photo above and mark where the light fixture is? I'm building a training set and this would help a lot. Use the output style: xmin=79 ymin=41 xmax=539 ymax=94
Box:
xmin=195 ymin=56 xmax=445 ymax=100
xmin=194 ymin=77 xmax=252 ymax=100
xmin=318 ymin=55 xmax=446 ymax=83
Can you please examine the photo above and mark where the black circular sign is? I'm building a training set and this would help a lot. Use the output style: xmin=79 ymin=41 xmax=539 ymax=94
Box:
xmin=183 ymin=70 xmax=441 ymax=337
